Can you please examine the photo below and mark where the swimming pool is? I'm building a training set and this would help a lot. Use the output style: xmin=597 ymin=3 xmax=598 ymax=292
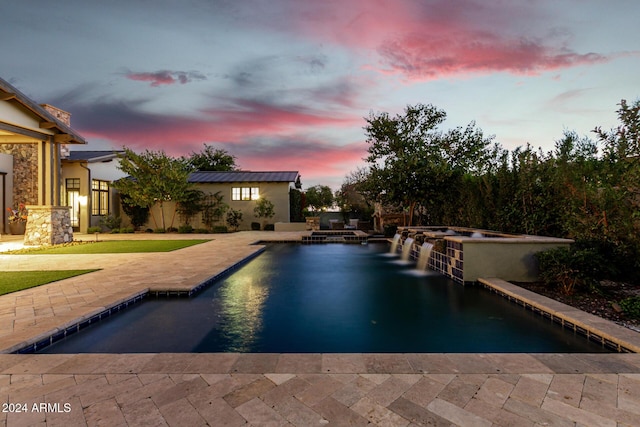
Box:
xmin=40 ymin=243 xmax=608 ymax=353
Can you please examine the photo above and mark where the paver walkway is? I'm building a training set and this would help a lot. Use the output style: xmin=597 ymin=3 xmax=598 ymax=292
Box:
xmin=2 ymin=352 xmax=640 ymax=426
xmin=1 ymin=232 xmax=640 ymax=426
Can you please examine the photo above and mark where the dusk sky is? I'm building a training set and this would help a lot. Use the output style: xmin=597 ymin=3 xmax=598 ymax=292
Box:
xmin=2 ymin=0 xmax=639 ymax=189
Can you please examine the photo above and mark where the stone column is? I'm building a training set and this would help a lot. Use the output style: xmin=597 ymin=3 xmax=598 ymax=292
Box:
xmin=305 ymin=216 xmax=320 ymax=231
xmin=24 ymin=205 xmax=73 ymax=246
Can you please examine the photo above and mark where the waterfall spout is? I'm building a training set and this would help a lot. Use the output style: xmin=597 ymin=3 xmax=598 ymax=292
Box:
xmin=401 ymin=237 xmax=414 ymax=261
xmin=416 ymin=242 xmax=434 ymax=270
xmin=390 ymin=233 xmax=401 ymax=254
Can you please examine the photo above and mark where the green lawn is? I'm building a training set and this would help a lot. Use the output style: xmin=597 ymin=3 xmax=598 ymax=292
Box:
xmin=0 ymin=270 xmax=98 ymax=296
xmin=8 ymin=239 xmax=211 ymax=254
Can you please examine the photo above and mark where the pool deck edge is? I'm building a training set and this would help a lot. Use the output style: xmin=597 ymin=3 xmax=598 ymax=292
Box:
xmin=479 ymin=277 xmax=640 ymax=353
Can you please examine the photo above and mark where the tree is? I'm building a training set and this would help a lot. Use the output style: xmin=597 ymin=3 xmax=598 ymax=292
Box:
xmin=226 ymin=208 xmax=243 ymax=231
xmin=305 ymin=185 xmax=334 ymax=213
xmin=364 ymin=103 xmax=493 ymax=225
xmin=187 ymin=144 xmax=238 ymax=171
xmin=254 ymin=198 xmax=275 ymax=229
xmin=336 ymin=167 xmax=374 ymax=220
xmin=594 ymin=99 xmax=640 ymax=160
xmin=120 ymin=194 xmax=149 ymax=230
xmin=176 ymin=189 xmax=205 ymax=226
xmin=113 ymin=148 xmax=194 ymax=230
xmin=289 ymin=188 xmax=305 ymax=222
xmin=201 ymin=191 xmax=228 ymax=229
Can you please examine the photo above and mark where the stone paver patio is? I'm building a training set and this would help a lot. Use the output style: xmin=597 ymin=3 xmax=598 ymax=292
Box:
xmin=1 ymin=231 xmax=640 ymax=426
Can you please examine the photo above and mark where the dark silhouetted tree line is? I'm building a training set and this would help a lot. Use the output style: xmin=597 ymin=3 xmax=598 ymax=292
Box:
xmin=348 ymin=100 xmax=640 ymax=282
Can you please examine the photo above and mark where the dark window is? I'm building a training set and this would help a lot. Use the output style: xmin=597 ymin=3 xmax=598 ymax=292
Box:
xmin=92 ymin=180 xmax=109 ymax=215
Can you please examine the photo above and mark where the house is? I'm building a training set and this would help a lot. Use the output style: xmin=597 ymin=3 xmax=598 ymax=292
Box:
xmin=139 ymin=170 xmax=301 ymax=231
xmin=61 ymin=150 xmax=127 ymax=232
xmin=0 ymin=77 xmax=87 ymax=244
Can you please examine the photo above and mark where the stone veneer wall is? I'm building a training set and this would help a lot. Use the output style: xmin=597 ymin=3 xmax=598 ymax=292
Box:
xmin=24 ymin=206 xmax=73 ymax=246
xmin=41 ymin=104 xmax=71 ymax=159
xmin=0 ymin=144 xmax=38 ymax=205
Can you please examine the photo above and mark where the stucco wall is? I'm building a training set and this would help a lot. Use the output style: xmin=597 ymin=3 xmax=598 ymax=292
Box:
xmin=0 ymin=101 xmax=48 ymax=133
xmin=60 ymin=162 xmax=90 ymax=231
xmin=133 ymin=181 xmax=292 ymax=231
xmin=461 ymin=240 xmax=573 ymax=282
xmin=60 ymin=162 xmax=123 ymax=232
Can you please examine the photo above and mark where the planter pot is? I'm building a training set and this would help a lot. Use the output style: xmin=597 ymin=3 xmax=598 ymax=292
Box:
xmin=9 ymin=221 xmax=26 ymax=235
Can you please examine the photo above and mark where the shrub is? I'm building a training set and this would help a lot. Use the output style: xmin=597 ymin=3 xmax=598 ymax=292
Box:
xmin=535 ymin=246 xmax=606 ymax=295
xmin=194 ymin=228 xmax=210 ymax=234
xmin=167 ymin=227 xmax=178 ymax=233
xmin=87 ymin=226 xmax=102 ymax=234
xmin=120 ymin=197 xmax=149 ymax=230
xmin=212 ymin=225 xmax=228 ymax=233
xmin=264 ymin=223 xmax=275 ymax=231
xmin=383 ymin=225 xmax=397 ymax=237
xmin=251 ymin=222 xmax=261 ymax=230
xmin=226 ymin=208 xmax=243 ymax=231
xmin=110 ymin=228 xmax=120 ymax=234
xmin=99 ymin=215 xmax=122 ymax=231
xmin=119 ymin=227 xmax=134 ymax=233
xmin=620 ymin=296 xmax=640 ymax=319
xmin=154 ymin=228 xmax=166 ymax=233
xmin=178 ymin=225 xmax=194 ymax=234
xmin=145 ymin=228 xmax=154 ymax=233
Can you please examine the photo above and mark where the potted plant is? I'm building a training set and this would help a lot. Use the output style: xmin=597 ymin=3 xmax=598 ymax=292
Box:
xmin=7 ymin=203 xmax=28 ymax=235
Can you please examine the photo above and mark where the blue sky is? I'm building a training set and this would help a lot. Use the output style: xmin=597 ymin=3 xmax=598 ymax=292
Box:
xmin=1 ymin=0 xmax=638 ymax=189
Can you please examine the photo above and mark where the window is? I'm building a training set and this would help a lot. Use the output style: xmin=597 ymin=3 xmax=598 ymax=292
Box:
xmin=232 ymin=187 xmax=259 ymax=201
xmin=66 ymin=179 xmax=80 ymax=227
xmin=92 ymin=179 xmax=109 ymax=215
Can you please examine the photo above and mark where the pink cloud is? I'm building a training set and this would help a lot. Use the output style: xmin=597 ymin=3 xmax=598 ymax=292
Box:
xmin=125 ymin=70 xmax=206 ymax=87
xmin=378 ymin=33 xmax=608 ymax=79
xmin=287 ymin=0 xmax=612 ymax=79
xmin=229 ymin=138 xmax=367 ymax=187
xmin=201 ymin=99 xmax=361 ymax=140
xmin=72 ymin=97 xmax=363 ymax=155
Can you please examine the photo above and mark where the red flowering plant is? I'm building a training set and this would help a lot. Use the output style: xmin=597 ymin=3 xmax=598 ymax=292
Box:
xmin=7 ymin=203 xmax=28 ymax=223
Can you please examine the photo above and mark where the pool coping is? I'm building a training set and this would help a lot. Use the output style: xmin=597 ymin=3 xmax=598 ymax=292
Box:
xmin=6 ymin=246 xmax=268 ymax=354
xmin=479 ymin=277 xmax=640 ymax=353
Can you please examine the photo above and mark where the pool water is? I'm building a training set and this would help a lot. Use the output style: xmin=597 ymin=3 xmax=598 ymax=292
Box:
xmin=40 ymin=243 xmax=608 ymax=353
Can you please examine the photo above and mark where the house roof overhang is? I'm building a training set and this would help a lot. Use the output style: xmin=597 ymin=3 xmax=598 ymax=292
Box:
xmin=0 ymin=77 xmax=87 ymax=145
xmin=65 ymin=150 xmax=124 ymax=163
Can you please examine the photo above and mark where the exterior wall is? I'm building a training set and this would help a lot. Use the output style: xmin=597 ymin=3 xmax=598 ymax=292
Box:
xmin=0 ymin=153 xmax=13 ymax=234
xmin=0 ymin=101 xmax=48 ymax=133
xmin=60 ymin=162 xmax=90 ymax=232
xmin=461 ymin=240 xmax=573 ymax=282
xmin=60 ymin=161 xmax=124 ymax=232
xmin=0 ymin=144 xmax=38 ymax=206
xmin=399 ymin=230 xmax=574 ymax=283
xmin=41 ymin=105 xmax=71 ymax=159
xmin=89 ymin=159 xmax=126 ymax=182
xmin=135 ymin=181 xmax=292 ymax=231
xmin=24 ymin=205 xmax=73 ymax=245
xmin=274 ymin=222 xmax=307 ymax=231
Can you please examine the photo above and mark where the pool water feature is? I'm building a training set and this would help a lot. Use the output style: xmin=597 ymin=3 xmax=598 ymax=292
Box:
xmin=39 ymin=243 xmax=608 ymax=353
xmin=416 ymin=242 xmax=434 ymax=270
xmin=396 ymin=226 xmax=574 ymax=283
xmin=401 ymin=237 xmax=414 ymax=261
